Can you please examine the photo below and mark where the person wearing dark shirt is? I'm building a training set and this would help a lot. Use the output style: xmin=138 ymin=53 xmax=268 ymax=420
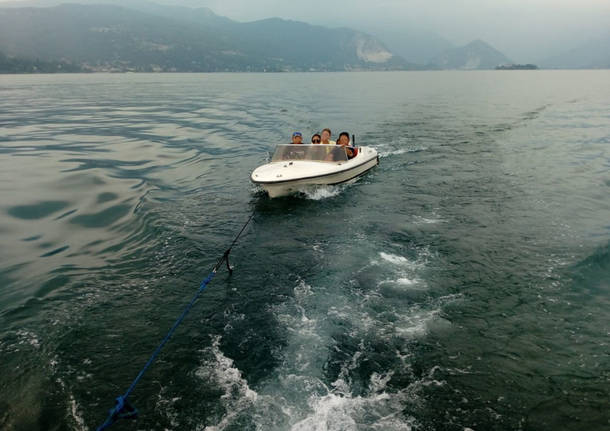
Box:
xmin=291 ymin=131 xmax=303 ymax=144
xmin=337 ymin=132 xmax=357 ymax=159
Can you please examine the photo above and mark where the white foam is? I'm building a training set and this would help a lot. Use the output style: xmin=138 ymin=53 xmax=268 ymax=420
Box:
xmin=379 ymin=252 xmax=411 ymax=266
xmin=294 ymin=280 xmax=313 ymax=301
xmin=272 ymin=281 xmax=326 ymax=376
xmin=196 ymin=336 xmax=258 ymax=431
xmin=302 ymin=186 xmax=343 ymax=200
xmin=369 ymin=372 xmax=394 ymax=393
xmin=412 ymin=215 xmax=443 ymax=225
xmin=396 ymin=277 xmax=417 ymax=286
xmin=201 ymin=247 xmax=451 ymax=430
xmin=16 ymin=329 xmax=40 ymax=349
xmin=379 ymin=252 xmax=408 ymax=264
xmin=155 ymin=387 xmax=180 ymax=429
xmin=393 ymin=309 xmax=439 ymax=338
xmin=290 ymin=372 xmax=414 ymax=431
xmin=68 ymin=393 xmax=88 ymax=431
xmin=50 ymin=357 xmax=88 ymax=431
xmin=379 ymin=146 xmax=428 ymax=157
xmin=374 ymin=251 xmax=429 ymax=273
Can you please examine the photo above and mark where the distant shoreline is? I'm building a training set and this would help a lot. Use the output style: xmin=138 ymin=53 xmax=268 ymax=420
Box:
xmin=495 ymin=64 xmax=539 ymax=70
xmin=2 ymin=68 xmax=609 ymax=75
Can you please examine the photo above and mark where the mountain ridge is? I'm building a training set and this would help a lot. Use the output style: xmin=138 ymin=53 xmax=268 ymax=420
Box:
xmin=0 ymin=2 xmax=417 ymax=72
xmin=1 ymin=0 xmax=609 ymax=70
xmin=9 ymin=1 xmax=605 ymax=72
xmin=428 ymin=39 xmax=513 ymax=70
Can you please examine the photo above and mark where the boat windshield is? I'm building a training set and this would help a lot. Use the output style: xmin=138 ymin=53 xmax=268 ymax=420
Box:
xmin=271 ymin=144 xmax=348 ymax=163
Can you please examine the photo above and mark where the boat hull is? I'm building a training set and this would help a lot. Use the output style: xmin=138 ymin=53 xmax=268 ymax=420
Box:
xmin=252 ymin=151 xmax=379 ymax=198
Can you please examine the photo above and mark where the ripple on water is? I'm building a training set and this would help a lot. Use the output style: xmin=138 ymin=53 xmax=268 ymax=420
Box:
xmin=1 ymin=72 xmax=609 ymax=431
xmin=69 ymin=203 xmax=132 ymax=228
xmin=7 ymin=201 xmax=71 ymax=220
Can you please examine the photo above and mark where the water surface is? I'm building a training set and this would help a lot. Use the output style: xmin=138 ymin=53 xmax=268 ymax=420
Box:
xmin=0 ymin=71 xmax=609 ymax=430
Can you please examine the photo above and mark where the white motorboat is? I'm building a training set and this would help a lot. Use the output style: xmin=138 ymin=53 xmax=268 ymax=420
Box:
xmin=251 ymin=144 xmax=379 ymax=198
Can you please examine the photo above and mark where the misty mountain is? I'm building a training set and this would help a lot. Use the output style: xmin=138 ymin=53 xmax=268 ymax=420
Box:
xmin=365 ymin=26 xmax=454 ymax=65
xmin=540 ymin=34 xmax=610 ymax=69
xmin=226 ymin=18 xmax=412 ymax=70
xmin=0 ymin=0 xmax=234 ymax=26
xmin=0 ymin=2 xmax=414 ymax=72
xmin=429 ymin=39 xmax=512 ymax=70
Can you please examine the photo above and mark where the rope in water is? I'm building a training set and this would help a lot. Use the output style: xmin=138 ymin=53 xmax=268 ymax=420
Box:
xmin=96 ymin=212 xmax=255 ymax=431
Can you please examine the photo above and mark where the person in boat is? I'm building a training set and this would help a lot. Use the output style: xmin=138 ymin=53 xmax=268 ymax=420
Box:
xmin=321 ymin=128 xmax=335 ymax=145
xmin=284 ymin=132 xmax=308 ymax=160
xmin=291 ymin=132 xmax=303 ymax=144
xmin=337 ymin=132 xmax=357 ymax=159
xmin=311 ymin=133 xmax=322 ymax=144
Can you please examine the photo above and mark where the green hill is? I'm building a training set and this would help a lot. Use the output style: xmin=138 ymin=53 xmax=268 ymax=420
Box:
xmin=0 ymin=50 xmax=82 ymax=73
xmin=0 ymin=2 xmax=414 ymax=72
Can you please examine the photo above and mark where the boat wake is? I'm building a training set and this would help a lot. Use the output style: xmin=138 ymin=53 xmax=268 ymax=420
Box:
xmin=301 ymin=185 xmax=344 ymax=200
xmin=194 ymin=239 xmax=458 ymax=430
xmin=378 ymin=146 xmax=428 ymax=158
xmin=196 ymin=336 xmax=258 ymax=431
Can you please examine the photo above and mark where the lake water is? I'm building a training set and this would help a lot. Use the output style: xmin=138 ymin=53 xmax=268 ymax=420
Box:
xmin=0 ymin=71 xmax=608 ymax=431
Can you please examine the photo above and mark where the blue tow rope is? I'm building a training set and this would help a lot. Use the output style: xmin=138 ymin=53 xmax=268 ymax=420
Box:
xmin=97 ymin=213 xmax=254 ymax=431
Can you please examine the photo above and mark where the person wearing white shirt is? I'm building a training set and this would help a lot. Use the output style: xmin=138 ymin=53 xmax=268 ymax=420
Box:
xmin=320 ymin=128 xmax=335 ymax=145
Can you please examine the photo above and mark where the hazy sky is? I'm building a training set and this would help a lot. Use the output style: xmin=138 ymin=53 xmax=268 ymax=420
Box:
xmin=2 ymin=0 xmax=609 ymax=61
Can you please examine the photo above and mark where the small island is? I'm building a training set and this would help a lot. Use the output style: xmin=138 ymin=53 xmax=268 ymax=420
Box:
xmin=495 ymin=64 xmax=539 ymax=70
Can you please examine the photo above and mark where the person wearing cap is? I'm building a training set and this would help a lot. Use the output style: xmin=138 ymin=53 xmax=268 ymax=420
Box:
xmin=291 ymin=132 xmax=303 ymax=144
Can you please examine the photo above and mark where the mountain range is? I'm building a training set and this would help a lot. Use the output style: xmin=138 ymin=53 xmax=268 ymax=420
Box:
xmin=428 ymin=39 xmax=512 ymax=70
xmin=0 ymin=2 xmax=412 ymax=72
xmin=0 ymin=1 xmax=607 ymax=72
